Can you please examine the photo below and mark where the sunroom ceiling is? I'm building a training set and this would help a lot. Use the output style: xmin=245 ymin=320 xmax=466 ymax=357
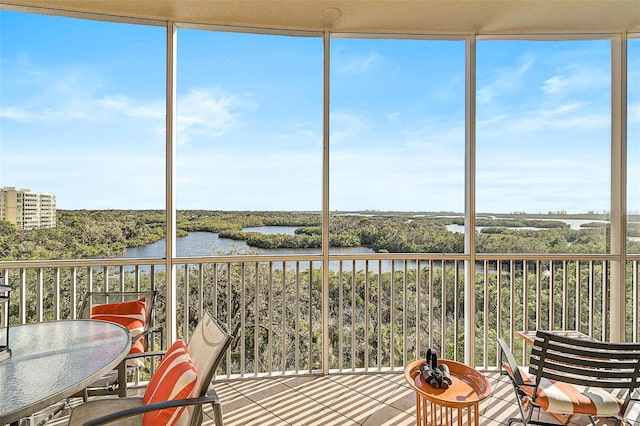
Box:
xmin=2 ymin=0 xmax=640 ymax=35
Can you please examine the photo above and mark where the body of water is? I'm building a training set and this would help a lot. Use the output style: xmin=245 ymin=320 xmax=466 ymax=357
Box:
xmin=446 ymin=219 xmax=609 ymax=234
xmin=122 ymin=220 xmax=621 ymax=274
xmin=124 ymin=227 xmax=375 ymax=258
xmin=123 ymin=229 xmax=383 ymax=272
xmin=121 ymin=227 xmax=513 ymax=273
xmin=126 ymin=219 xmax=614 ymax=259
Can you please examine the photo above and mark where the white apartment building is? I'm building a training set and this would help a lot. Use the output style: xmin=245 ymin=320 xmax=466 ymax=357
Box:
xmin=0 ymin=187 xmax=56 ymax=230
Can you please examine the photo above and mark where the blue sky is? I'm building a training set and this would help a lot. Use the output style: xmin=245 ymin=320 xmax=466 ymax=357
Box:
xmin=1 ymin=10 xmax=639 ymax=214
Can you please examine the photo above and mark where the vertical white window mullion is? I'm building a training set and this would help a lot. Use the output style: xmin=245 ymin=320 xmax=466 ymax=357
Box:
xmin=165 ymin=21 xmax=178 ymax=346
xmin=322 ymin=30 xmax=331 ymax=375
xmin=610 ymin=33 xmax=627 ymax=342
xmin=464 ymin=33 xmax=477 ymax=366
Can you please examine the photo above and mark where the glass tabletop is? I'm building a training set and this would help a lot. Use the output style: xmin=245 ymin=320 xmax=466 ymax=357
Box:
xmin=0 ymin=320 xmax=130 ymax=425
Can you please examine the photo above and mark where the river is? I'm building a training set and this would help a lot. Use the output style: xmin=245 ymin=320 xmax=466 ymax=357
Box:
xmin=125 ymin=219 xmax=613 ymax=258
xmin=123 ymin=226 xmax=375 ymax=258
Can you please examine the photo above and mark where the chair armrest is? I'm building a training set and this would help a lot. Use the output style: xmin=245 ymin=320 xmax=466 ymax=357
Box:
xmin=116 ymin=350 xmax=168 ymax=397
xmin=133 ymin=325 xmax=163 ymax=339
xmin=122 ymin=350 xmax=167 ymax=362
xmin=131 ymin=326 xmax=163 ymax=345
xmin=117 ymin=350 xmax=167 ymax=375
xmin=497 ymin=337 xmax=526 ymax=386
xmin=81 ymin=395 xmax=220 ymax=426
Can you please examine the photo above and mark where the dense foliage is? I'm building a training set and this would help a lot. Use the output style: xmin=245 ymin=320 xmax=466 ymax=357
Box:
xmin=3 ymin=209 xmax=640 ymax=373
xmin=1 ymin=210 xmax=639 ymax=261
xmin=0 ymin=210 xmax=166 ymax=260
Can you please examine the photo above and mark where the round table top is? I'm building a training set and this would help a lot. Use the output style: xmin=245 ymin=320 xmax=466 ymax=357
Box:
xmin=0 ymin=320 xmax=131 ymax=425
xmin=404 ymin=358 xmax=492 ymax=408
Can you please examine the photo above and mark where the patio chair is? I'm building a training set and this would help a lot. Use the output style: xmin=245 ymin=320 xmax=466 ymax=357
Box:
xmin=78 ymin=290 xmax=162 ymax=399
xmin=68 ymin=311 xmax=233 ymax=426
xmin=497 ymin=332 xmax=640 ymax=426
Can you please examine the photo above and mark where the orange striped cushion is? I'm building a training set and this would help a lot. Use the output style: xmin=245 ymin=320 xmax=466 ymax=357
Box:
xmin=506 ymin=364 xmax=622 ymax=416
xmin=142 ymin=339 xmax=197 ymax=426
xmin=91 ymin=297 xmax=146 ymax=367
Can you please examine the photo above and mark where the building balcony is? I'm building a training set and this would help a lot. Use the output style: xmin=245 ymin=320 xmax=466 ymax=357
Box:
xmin=2 ymin=0 xmax=640 ymax=423
xmin=3 ymin=252 xmax=640 ymax=424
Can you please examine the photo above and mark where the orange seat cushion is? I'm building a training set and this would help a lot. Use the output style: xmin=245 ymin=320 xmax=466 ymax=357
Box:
xmin=91 ymin=297 xmax=146 ymax=366
xmin=506 ymin=364 xmax=622 ymax=417
xmin=143 ymin=339 xmax=198 ymax=425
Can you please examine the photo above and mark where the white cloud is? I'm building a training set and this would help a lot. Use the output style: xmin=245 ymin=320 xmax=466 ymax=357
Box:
xmin=329 ymin=143 xmax=465 ymax=211
xmin=541 ymin=65 xmax=609 ymax=96
xmin=477 ymin=57 xmax=534 ymax=104
xmin=628 ymin=101 xmax=640 ymax=124
xmin=176 ymin=88 xmax=252 ymax=145
xmin=2 ymin=146 xmax=166 ymax=209
xmin=541 ymin=76 xmax=564 ymax=94
xmin=386 ymin=111 xmax=401 ymax=122
xmin=329 ymin=110 xmax=369 ymax=145
xmin=1 ymin=60 xmax=164 ymax=126
xmin=540 ymin=102 xmax=583 ymax=116
xmin=1 ymin=58 xmax=256 ymax=146
xmin=335 ymin=50 xmax=384 ymax=74
xmin=96 ymin=95 xmax=164 ymax=121
xmin=175 ymin=150 xmax=322 ymax=210
xmin=0 ymin=107 xmax=31 ymax=121
xmin=2 ymin=37 xmax=637 ymax=213
xmin=476 ymin=147 xmax=610 ymax=213
xmin=275 ymin=121 xmax=322 ymax=147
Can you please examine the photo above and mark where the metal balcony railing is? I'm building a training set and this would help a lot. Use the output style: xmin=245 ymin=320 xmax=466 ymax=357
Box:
xmin=1 ymin=253 xmax=639 ymax=378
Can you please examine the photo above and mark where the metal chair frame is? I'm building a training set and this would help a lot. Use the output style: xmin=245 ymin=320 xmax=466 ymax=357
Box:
xmin=498 ymin=331 xmax=640 ymax=426
xmin=77 ymin=290 xmax=162 ymax=399
xmin=69 ymin=311 xmax=234 ymax=426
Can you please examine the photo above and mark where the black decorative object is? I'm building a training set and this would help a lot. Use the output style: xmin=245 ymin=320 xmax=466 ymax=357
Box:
xmin=419 ymin=348 xmax=452 ymax=389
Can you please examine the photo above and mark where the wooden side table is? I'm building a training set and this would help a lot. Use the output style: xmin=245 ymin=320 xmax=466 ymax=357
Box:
xmin=404 ymin=359 xmax=491 ymax=426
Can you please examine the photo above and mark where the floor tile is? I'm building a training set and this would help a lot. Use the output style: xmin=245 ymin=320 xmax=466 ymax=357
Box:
xmin=33 ymin=371 xmax=640 ymax=426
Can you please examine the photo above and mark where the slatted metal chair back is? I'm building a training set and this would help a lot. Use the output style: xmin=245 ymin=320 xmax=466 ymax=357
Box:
xmin=530 ymin=330 xmax=640 ymax=415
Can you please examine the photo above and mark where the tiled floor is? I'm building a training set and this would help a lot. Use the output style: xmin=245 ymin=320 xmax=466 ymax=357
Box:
xmin=210 ymin=372 xmax=638 ymax=426
xmin=37 ymin=371 xmax=640 ymax=425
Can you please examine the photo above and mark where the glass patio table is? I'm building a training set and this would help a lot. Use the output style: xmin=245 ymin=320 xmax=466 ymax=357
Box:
xmin=0 ymin=320 xmax=130 ymax=425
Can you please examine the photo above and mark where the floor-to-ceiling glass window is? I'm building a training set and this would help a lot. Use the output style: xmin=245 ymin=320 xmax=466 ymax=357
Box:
xmin=476 ymin=39 xmax=611 ymax=254
xmin=329 ymin=37 xmax=466 ymax=366
xmin=0 ymin=10 xmax=166 ymax=319
xmin=627 ymin=35 xmax=640 ymax=341
xmin=175 ymin=28 xmax=323 ymax=372
xmin=175 ymin=29 xmax=323 ymax=257
xmin=329 ymin=38 xmax=466 ymax=254
xmin=0 ymin=12 xmax=166 ymax=255
xmin=476 ymin=39 xmax=612 ymax=346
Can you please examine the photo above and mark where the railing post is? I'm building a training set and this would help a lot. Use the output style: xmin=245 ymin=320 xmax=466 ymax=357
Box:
xmin=464 ymin=34 xmax=477 ymax=366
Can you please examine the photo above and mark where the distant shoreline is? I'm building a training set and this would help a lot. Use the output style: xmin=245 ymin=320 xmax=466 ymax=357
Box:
xmin=57 ymin=209 xmax=632 ymax=220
